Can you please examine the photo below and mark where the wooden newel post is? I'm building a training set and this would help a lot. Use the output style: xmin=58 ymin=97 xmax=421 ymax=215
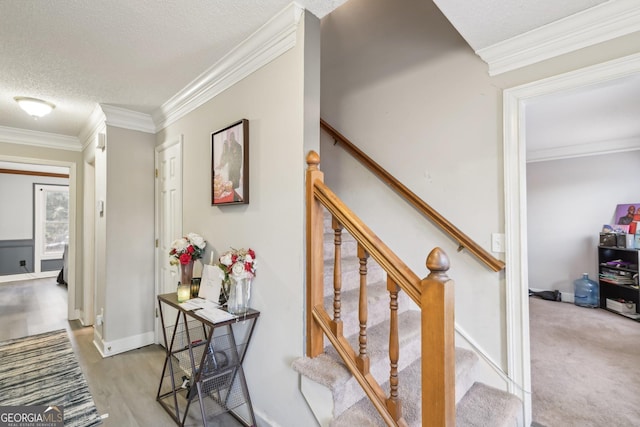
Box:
xmin=306 ymin=151 xmax=324 ymax=357
xmin=421 ymin=247 xmax=455 ymax=427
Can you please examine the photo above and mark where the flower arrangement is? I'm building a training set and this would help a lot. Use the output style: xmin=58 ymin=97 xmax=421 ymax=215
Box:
xmin=169 ymin=233 xmax=207 ymax=265
xmin=216 ymin=248 xmax=257 ymax=280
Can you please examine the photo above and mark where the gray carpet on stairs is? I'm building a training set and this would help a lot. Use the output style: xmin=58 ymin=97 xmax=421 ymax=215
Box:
xmin=329 ymin=356 xmax=521 ymax=427
xmin=297 ymin=211 xmax=522 ymax=425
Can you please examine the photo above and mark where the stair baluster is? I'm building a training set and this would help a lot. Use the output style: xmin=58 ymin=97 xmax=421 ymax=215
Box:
xmin=387 ymin=278 xmax=403 ymax=423
xmin=357 ymin=245 xmax=370 ymax=374
xmin=332 ymin=219 xmax=343 ymax=337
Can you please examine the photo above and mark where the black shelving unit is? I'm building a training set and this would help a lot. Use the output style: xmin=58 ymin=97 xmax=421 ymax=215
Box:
xmin=597 ymin=246 xmax=640 ymax=320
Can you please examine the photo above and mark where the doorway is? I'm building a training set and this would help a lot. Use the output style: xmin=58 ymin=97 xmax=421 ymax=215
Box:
xmin=0 ymin=157 xmax=78 ymax=321
xmin=503 ymin=52 xmax=640 ymax=426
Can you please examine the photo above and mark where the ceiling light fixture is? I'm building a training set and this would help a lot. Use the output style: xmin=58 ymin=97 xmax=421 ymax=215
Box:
xmin=14 ymin=96 xmax=56 ymax=118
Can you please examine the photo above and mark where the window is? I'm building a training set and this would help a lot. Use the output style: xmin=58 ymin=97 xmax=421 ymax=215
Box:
xmin=35 ymin=184 xmax=69 ymax=262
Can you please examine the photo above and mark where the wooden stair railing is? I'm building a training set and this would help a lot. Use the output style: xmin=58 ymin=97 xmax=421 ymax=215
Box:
xmin=306 ymin=151 xmax=456 ymax=426
xmin=320 ymin=118 xmax=505 ymax=273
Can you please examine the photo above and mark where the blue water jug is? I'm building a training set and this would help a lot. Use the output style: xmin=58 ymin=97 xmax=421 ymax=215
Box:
xmin=573 ymin=273 xmax=599 ymax=308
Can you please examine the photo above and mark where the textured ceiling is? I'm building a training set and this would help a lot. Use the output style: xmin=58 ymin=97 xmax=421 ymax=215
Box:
xmin=0 ymin=0 xmax=636 ymax=162
xmin=432 ymin=0 xmax=608 ymax=50
xmin=0 ymin=0 xmax=348 ymax=138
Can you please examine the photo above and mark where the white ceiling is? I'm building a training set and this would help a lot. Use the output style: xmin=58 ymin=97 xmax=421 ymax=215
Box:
xmin=0 ymin=0 xmax=638 ymax=161
xmin=525 ymin=73 xmax=640 ymax=161
xmin=432 ymin=0 xmax=609 ymax=50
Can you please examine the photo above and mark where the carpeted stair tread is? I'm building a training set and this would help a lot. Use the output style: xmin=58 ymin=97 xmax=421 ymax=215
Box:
xmin=293 ymin=341 xmax=482 ymax=421
xmin=323 ymin=282 xmax=415 ymax=340
xmin=293 ymin=310 xmax=422 ymax=386
xmin=456 ymin=382 xmax=522 ymax=427
xmin=331 ymin=357 xmax=520 ymax=427
xmin=326 ymin=309 xmax=421 ymax=363
xmin=323 ymin=256 xmax=386 ymax=294
xmin=293 ymin=310 xmax=422 ymax=416
xmin=454 ymin=347 xmax=479 ymax=404
xmin=323 ymin=231 xmax=358 ymax=258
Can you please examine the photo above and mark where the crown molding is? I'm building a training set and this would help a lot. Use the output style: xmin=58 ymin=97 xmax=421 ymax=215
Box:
xmin=0 ymin=125 xmax=81 ymax=152
xmin=527 ymin=136 xmax=640 ymax=163
xmin=79 ymin=104 xmax=107 ymax=151
xmin=478 ymin=0 xmax=640 ymax=76
xmin=101 ymin=104 xmax=156 ymax=134
xmin=153 ymin=2 xmax=304 ymax=131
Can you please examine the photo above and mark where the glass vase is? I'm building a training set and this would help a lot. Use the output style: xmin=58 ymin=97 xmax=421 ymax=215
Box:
xmin=227 ymin=275 xmax=252 ymax=315
xmin=180 ymin=260 xmax=194 ymax=287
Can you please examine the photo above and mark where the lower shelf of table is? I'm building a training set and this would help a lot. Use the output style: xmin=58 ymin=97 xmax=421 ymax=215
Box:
xmin=158 ymin=362 xmax=254 ymax=426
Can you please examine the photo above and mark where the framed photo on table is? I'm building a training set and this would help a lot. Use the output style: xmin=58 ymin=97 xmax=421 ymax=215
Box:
xmin=211 ymin=119 xmax=249 ymax=205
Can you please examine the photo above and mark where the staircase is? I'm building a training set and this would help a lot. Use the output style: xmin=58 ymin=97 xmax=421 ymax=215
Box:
xmin=293 ymin=210 xmax=522 ymax=426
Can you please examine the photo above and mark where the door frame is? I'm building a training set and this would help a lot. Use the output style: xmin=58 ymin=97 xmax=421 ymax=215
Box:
xmin=503 ymin=52 xmax=640 ymax=426
xmin=154 ymin=135 xmax=183 ymax=343
xmin=0 ymin=155 xmax=77 ymax=320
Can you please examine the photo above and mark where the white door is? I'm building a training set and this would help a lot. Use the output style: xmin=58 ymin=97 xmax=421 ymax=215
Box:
xmin=155 ymin=137 xmax=183 ymax=343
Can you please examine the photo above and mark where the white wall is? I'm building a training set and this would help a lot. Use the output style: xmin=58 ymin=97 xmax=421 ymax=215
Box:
xmin=527 ymin=151 xmax=640 ymax=293
xmin=155 ymin=12 xmax=319 ymax=426
xmin=0 ymin=172 xmax=68 ymax=240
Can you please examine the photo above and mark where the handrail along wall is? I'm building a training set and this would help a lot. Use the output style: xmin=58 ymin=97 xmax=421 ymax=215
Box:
xmin=320 ymin=119 xmax=504 ymax=273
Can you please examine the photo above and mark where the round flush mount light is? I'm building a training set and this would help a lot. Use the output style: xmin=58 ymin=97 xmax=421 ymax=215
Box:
xmin=14 ymin=96 xmax=56 ymax=118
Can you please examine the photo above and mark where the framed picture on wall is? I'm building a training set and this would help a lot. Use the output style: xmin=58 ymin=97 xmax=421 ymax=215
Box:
xmin=211 ymin=119 xmax=249 ymax=205
xmin=615 ymin=203 xmax=640 ymax=225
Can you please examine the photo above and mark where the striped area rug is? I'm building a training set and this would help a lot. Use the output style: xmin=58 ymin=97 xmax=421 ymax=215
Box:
xmin=0 ymin=329 xmax=102 ymax=427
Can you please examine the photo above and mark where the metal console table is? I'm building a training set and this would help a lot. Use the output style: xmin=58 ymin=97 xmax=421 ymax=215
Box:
xmin=156 ymin=293 xmax=259 ymax=426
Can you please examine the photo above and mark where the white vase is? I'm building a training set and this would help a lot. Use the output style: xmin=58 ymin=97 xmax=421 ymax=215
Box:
xmin=227 ymin=275 xmax=252 ymax=314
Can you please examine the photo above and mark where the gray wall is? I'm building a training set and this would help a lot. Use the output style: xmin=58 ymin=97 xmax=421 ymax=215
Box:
xmin=0 ymin=239 xmax=33 ymax=274
xmin=155 ymin=12 xmax=320 ymax=425
xmin=527 ymin=150 xmax=640 ymax=293
xmin=321 ymin=0 xmax=506 ymax=365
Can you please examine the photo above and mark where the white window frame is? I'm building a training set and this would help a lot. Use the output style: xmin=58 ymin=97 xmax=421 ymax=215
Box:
xmin=34 ymin=184 xmax=69 ymax=272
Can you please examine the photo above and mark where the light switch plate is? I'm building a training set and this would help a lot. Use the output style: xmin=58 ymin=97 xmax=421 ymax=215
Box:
xmin=491 ymin=233 xmax=505 ymax=253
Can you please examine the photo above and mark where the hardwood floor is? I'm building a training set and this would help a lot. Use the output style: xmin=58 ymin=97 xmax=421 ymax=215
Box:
xmin=0 ymin=278 xmax=243 ymax=427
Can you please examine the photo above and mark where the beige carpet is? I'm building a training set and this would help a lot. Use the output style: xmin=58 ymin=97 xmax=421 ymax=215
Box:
xmin=530 ymin=297 xmax=640 ymax=426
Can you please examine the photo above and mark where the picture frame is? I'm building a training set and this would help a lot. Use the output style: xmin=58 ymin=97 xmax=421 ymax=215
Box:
xmin=614 ymin=203 xmax=640 ymax=225
xmin=211 ymin=119 xmax=249 ymax=205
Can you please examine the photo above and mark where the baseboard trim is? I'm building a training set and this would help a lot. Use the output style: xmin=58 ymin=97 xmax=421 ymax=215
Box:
xmin=455 ymin=323 xmax=526 ymax=394
xmin=0 ymin=271 xmax=57 ymax=284
xmin=93 ymin=329 xmax=154 ymax=358
xmin=298 ymin=375 xmax=333 ymax=427
xmin=255 ymin=408 xmax=285 ymax=427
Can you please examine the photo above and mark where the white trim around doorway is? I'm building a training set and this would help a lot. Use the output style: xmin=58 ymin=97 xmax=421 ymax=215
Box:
xmin=503 ymin=52 xmax=640 ymax=427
